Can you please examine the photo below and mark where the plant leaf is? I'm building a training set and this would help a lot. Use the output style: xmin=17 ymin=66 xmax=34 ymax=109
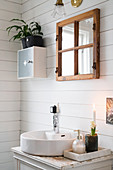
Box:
xmin=10 ymin=19 xmax=26 ymax=24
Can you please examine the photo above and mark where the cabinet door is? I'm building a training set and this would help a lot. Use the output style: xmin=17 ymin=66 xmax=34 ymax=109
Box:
xmin=18 ymin=48 xmax=34 ymax=79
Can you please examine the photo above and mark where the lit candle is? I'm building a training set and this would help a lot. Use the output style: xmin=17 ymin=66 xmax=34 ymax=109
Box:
xmin=93 ymin=104 xmax=96 ymax=123
xmin=57 ymin=103 xmax=59 ymax=113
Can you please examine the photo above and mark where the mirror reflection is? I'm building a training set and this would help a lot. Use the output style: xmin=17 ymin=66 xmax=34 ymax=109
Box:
xmin=62 ymin=51 xmax=74 ymax=76
xmin=56 ymin=9 xmax=100 ymax=81
xmin=79 ymin=18 xmax=93 ymax=46
xmin=62 ymin=23 xmax=74 ymax=50
xmin=78 ymin=47 xmax=93 ymax=75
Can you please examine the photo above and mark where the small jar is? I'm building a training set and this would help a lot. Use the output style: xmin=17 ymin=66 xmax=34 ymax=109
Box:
xmin=72 ymin=130 xmax=85 ymax=154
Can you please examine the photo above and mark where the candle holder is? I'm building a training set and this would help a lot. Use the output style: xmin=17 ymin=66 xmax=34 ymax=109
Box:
xmin=85 ymin=121 xmax=98 ymax=153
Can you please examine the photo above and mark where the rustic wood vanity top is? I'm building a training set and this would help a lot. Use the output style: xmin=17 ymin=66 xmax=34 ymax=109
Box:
xmin=12 ymin=147 xmax=113 ymax=170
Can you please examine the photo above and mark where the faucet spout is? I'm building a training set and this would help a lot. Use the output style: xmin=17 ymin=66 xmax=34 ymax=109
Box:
xmin=50 ymin=104 xmax=59 ymax=134
xmin=53 ymin=113 xmax=59 ymax=133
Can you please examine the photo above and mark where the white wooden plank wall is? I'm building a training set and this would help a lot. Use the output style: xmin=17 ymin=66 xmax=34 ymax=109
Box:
xmin=21 ymin=0 xmax=113 ymax=152
xmin=0 ymin=0 xmax=21 ymax=169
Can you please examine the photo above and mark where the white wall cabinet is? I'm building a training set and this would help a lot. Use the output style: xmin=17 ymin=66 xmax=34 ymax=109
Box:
xmin=17 ymin=47 xmax=46 ymax=79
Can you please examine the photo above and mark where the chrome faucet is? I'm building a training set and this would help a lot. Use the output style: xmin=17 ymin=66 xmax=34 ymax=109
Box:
xmin=50 ymin=104 xmax=59 ymax=133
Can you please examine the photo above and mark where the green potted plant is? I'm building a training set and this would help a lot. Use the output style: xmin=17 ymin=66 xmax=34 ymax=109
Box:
xmin=6 ymin=19 xmax=31 ymax=48
xmin=85 ymin=121 xmax=98 ymax=152
xmin=6 ymin=19 xmax=43 ymax=49
xmin=26 ymin=21 xmax=43 ymax=48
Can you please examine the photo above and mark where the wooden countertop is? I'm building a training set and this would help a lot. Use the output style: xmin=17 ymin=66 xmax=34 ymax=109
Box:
xmin=12 ymin=147 xmax=113 ymax=170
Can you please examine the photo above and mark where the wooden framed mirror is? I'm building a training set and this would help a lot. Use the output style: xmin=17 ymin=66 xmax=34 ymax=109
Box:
xmin=56 ymin=9 xmax=100 ymax=81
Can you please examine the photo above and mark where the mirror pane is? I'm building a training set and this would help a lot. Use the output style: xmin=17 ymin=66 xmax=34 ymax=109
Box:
xmin=79 ymin=18 xmax=93 ymax=46
xmin=62 ymin=51 xmax=74 ymax=76
xmin=78 ymin=47 xmax=93 ymax=75
xmin=62 ymin=23 xmax=74 ymax=50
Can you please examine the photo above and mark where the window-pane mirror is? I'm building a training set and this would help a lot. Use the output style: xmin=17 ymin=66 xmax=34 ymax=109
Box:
xmin=79 ymin=18 xmax=93 ymax=46
xmin=78 ymin=47 xmax=93 ymax=75
xmin=56 ymin=9 xmax=100 ymax=81
xmin=62 ymin=23 xmax=74 ymax=50
xmin=62 ymin=51 xmax=74 ymax=76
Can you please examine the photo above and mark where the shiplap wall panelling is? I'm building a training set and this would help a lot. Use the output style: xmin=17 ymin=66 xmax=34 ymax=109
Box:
xmin=21 ymin=0 xmax=112 ymax=30
xmin=5 ymin=0 xmax=21 ymax=5
xmin=0 ymin=0 xmax=21 ymax=13
xmin=21 ymin=91 xmax=113 ymax=105
xmin=0 ymin=101 xmax=20 ymax=111
xmin=0 ymin=51 xmax=17 ymax=61
xmin=0 ymin=0 xmax=21 ymax=170
xmin=22 ymin=0 xmax=29 ymax=5
xmin=0 ymin=112 xmax=20 ymax=121
xmin=0 ymin=131 xmax=20 ymax=142
xmin=21 ymin=121 xmax=52 ymax=132
xmin=22 ymin=0 xmax=107 ymax=21
xmin=0 ymin=161 xmax=15 ymax=170
xmin=0 ymin=10 xmax=21 ymax=21
xmin=21 ymin=0 xmax=113 ymax=155
xmin=20 ymin=76 xmax=113 ymax=91
xmin=21 ymin=101 xmax=105 ymax=121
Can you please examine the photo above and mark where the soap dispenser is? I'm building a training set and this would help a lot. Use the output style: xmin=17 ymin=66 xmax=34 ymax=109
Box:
xmin=72 ymin=130 xmax=85 ymax=154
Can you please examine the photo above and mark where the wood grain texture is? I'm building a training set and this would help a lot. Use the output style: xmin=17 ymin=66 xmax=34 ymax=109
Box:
xmin=56 ymin=9 xmax=100 ymax=81
xmin=58 ymin=44 xmax=93 ymax=53
xmin=74 ymin=21 xmax=79 ymax=75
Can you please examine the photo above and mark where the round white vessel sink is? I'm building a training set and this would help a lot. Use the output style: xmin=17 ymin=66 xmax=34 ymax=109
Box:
xmin=21 ymin=131 xmax=75 ymax=156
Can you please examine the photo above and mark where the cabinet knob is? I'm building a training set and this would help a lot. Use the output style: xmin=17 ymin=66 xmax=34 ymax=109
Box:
xmin=28 ymin=60 xmax=33 ymax=64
